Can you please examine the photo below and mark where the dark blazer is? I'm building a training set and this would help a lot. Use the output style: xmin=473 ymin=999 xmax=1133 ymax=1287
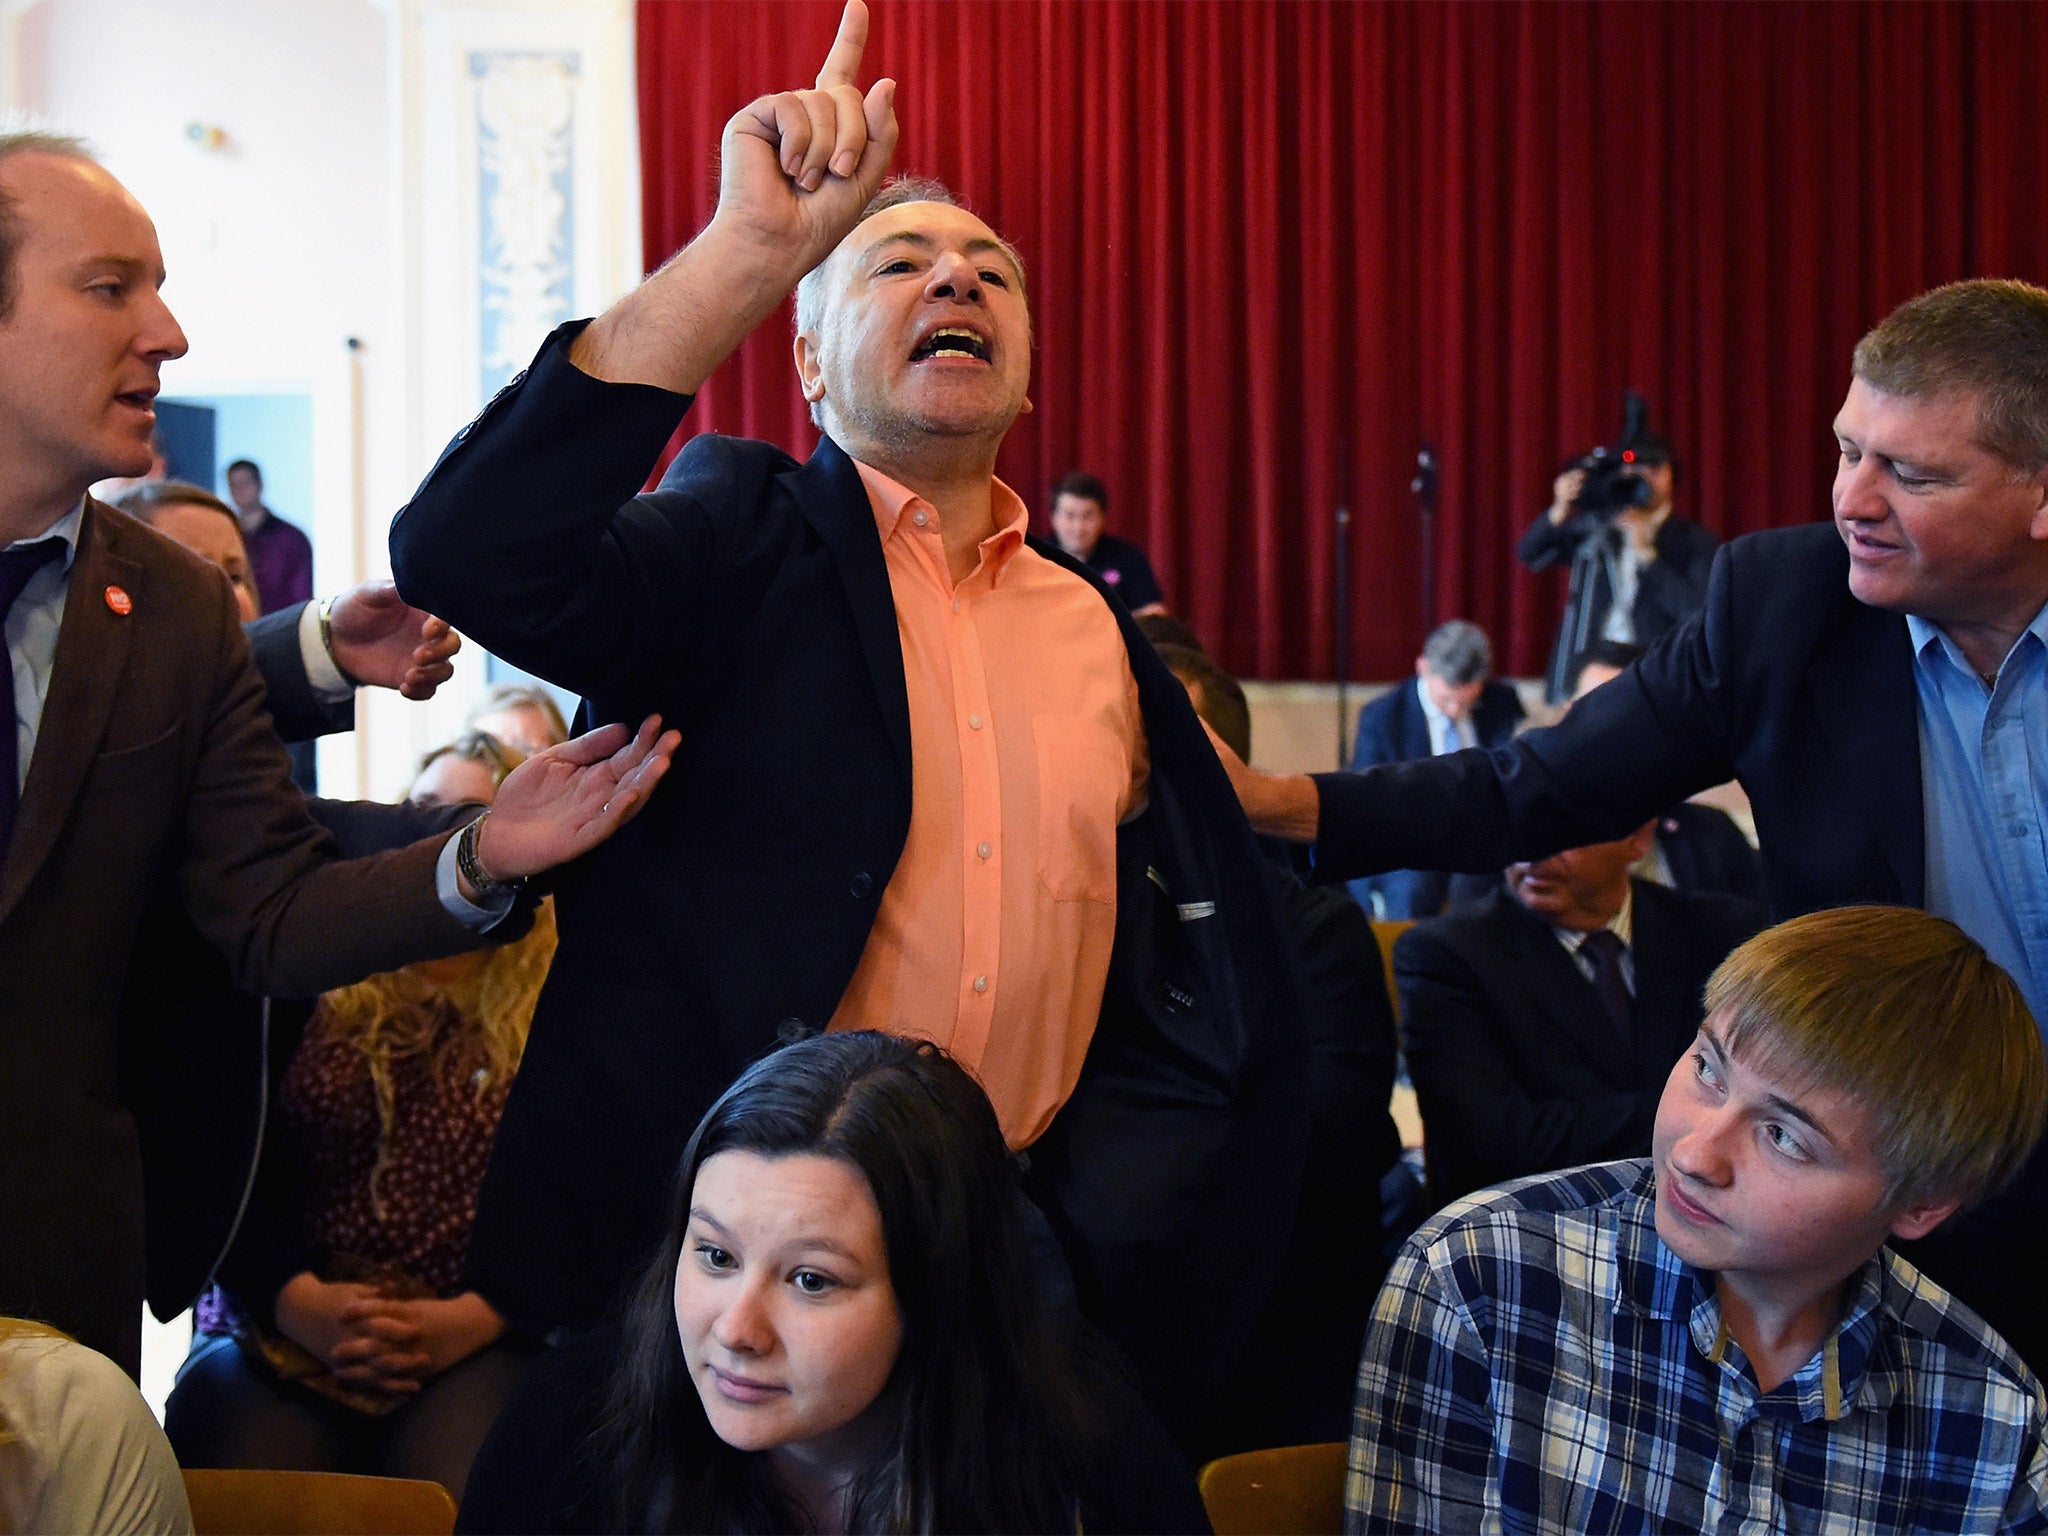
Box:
xmin=1313 ymin=519 xmax=2048 ymax=1372
xmin=0 ymin=502 xmax=480 ymax=1375
xmin=1349 ymin=675 xmax=1524 ymax=771
xmin=390 ymin=323 xmax=1308 ymax=1433
xmin=1519 ymin=509 xmax=1719 ymax=699
xmin=1397 ymin=881 xmax=1760 ymax=1205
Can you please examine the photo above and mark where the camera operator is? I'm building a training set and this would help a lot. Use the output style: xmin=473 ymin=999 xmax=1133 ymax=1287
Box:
xmin=1518 ymin=433 xmax=1718 ymax=701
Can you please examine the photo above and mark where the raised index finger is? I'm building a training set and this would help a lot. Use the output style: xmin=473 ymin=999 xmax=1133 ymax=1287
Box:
xmin=815 ymin=0 xmax=869 ymax=89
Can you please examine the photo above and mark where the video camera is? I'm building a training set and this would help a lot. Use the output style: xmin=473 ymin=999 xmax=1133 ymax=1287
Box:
xmin=1568 ymin=390 xmax=1660 ymax=518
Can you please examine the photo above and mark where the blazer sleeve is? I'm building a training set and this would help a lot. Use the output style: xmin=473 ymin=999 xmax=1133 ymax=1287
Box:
xmin=1395 ymin=922 xmax=1658 ymax=1202
xmin=175 ymin=593 xmax=480 ymax=998
xmin=244 ymin=603 xmax=353 ymax=744
xmin=1310 ymin=541 xmax=1746 ymax=883
xmin=389 ymin=321 xmax=766 ymax=705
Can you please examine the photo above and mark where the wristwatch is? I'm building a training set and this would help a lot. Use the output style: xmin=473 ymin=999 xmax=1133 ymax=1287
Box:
xmin=456 ymin=812 xmax=524 ymax=900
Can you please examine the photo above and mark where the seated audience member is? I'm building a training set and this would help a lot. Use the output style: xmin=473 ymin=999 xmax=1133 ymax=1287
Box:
xmin=1398 ymin=815 xmax=1760 ymax=1204
xmin=1571 ymin=639 xmax=1763 ymax=904
xmin=165 ymin=733 xmax=557 ymax=1500
xmin=1350 ymin=907 xmax=2048 ymax=1533
xmin=1049 ymin=470 xmax=1168 ymax=615
xmin=468 ymin=682 xmax=571 ymax=755
xmin=1134 ymin=609 xmax=1207 ymax=655
xmin=457 ymin=1032 xmax=1206 ymax=1534
xmin=0 ymin=1319 xmax=192 ymax=1536
xmin=1348 ymin=620 xmax=1523 ymax=920
xmin=1159 ymin=641 xmax=1401 ymax=1448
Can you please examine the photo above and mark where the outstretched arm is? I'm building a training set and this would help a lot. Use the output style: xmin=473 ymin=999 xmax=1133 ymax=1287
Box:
xmin=570 ymin=0 xmax=899 ymax=392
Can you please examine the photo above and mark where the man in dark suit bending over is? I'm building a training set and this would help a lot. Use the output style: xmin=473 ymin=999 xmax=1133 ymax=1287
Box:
xmin=390 ymin=1 xmax=1304 ymax=1443
xmin=1214 ymin=276 xmax=2048 ymax=1373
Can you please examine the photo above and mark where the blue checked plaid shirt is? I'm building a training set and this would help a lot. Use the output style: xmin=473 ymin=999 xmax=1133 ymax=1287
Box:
xmin=1347 ymin=1160 xmax=2048 ymax=1534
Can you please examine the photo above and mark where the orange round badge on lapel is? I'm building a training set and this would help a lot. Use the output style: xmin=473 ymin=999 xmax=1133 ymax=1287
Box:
xmin=104 ymin=585 xmax=132 ymax=615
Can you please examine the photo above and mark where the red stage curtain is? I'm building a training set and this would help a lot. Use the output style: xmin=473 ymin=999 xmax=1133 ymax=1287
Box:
xmin=636 ymin=0 xmax=2047 ymax=682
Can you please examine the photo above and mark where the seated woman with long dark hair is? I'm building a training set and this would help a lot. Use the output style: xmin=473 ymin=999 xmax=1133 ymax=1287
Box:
xmin=458 ymin=1031 xmax=1207 ymax=1534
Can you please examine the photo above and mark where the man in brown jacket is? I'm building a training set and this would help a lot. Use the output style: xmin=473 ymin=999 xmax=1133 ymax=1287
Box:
xmin=0 ymin=130 xmax=675 ymax=1373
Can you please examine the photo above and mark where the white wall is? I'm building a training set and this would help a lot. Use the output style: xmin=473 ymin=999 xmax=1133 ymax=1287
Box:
xmin=2 ymin=0 xmax=640 ymax=797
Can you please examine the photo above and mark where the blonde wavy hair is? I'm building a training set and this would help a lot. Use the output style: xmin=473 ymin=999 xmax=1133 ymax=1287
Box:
xmin=308 ymin=732 xmax=557 ymax=1213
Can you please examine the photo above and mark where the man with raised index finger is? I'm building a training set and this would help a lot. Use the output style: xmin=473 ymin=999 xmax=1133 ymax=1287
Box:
xmin=390 ymin=0 xmax=1307 ymax=1445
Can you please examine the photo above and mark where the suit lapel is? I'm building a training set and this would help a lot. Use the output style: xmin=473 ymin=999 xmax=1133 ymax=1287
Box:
xmin=1805 ymin=600 xmax=1923 ymax=905
xmin=1395 ymin=683 xmax=1431 ymax=760
xmin=1624 ymin=885 xmax=1704 ymax=1090
xmin=789 ymin=437 xmax=913 ymax=782
xmin=0 ymin=501 xmax=140 ymax=922
xmin=1489 ymin=893 xmax=1634 ymax=1069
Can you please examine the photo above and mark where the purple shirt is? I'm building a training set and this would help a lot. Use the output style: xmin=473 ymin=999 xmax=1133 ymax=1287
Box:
xmin=245 ymin=509 xmax=313 ymax=614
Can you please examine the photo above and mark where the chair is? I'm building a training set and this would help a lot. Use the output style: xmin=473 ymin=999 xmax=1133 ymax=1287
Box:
xmin=1198 ymin=1441 xmax=1348 ymax=1536
xmin=182 ymin=1469 xmax=457 ymax=1536
xmin=1369 ymin=919 xmax=1412 ymax=1019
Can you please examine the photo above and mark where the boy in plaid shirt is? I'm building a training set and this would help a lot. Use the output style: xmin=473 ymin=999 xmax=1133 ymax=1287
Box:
xmin=1350 ymin=905 xmax=2048 ymax=1533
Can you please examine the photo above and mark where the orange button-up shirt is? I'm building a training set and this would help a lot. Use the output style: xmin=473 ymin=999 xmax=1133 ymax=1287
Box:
xmin=827 ymin=465 xmax=1149 ymax=1148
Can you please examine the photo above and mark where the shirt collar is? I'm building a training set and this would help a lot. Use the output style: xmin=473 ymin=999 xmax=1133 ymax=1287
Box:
xmin=1553 ymin=885 xmax=1633 ymax=951
xmin=1906 ymin=596 xmax=2048 ymax=685
xmin=5 ymin=501 xmax=85 ymax=573
xmin=1614 ymin=1163 xmax=1892 ymax=1422
xmin=854 ymin=461 xmax=1030 ymax=586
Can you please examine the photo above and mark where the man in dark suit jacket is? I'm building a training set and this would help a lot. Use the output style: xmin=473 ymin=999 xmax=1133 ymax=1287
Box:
xmin=1215 ymin=277 xmax=2048 ymax=1373
xmin=390 ymin=10 xmax=1305 ymax=1441
xmin=1348 ymin=619 xmax=1524 ymax=918
xmin=0 ymin=134 xmax=672 ymax=1375
xmin=1398 ymin=821 xmax=1759 ymax=1205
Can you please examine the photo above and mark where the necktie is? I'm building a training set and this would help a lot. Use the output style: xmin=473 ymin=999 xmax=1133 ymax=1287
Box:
xmin=0 ymin=538 xmax=68 ymax=861
xmin=1579 ymin=928 xmax=1635 ymax=1032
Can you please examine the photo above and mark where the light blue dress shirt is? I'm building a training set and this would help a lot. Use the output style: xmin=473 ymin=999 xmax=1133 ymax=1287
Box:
xmin=4 ymin=506 xmax=499 ymax=925
xmin=1908 ymin=602 xmax=2048 ymax=1034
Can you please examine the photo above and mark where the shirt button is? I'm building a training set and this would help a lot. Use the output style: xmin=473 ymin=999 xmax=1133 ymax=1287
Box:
xmin=849 ymin=871 xmax=874 ymax=899
xmin=977 ymin=841 xmax=992 ymax=859
xmin=968 ymin=714 xmax=983 ymax=730
xmin=973 ymin=976 xmax=988 ymax=994
xmin=912 ymin=510 xmax=929 ymax=527
xmin=952 ymin=599 xmax=961 ymax=614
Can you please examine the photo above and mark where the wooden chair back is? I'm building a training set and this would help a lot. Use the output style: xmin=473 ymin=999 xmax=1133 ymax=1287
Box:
xmin=182 ymin=1469 xmax=457 ymax=1536
xmin=1370 ymin=918 xmax=1413 ymax=1019
xmin=1198 ymin=1440 xmax=1348 ymax=1536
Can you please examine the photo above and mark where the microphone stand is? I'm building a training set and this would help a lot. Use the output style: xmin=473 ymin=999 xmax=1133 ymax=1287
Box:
xmin=1412 ymin=444 xmax=1440 ymax=635
xmin=1333 ymin=440 xmax=1353 ymax=770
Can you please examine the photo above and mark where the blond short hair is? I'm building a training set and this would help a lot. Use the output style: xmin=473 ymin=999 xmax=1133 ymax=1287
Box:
xmin=1851 ymin=278 xmax=2048 ymax=474
xmin=1707 ymin=906 xmax=2047 ymax=1210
